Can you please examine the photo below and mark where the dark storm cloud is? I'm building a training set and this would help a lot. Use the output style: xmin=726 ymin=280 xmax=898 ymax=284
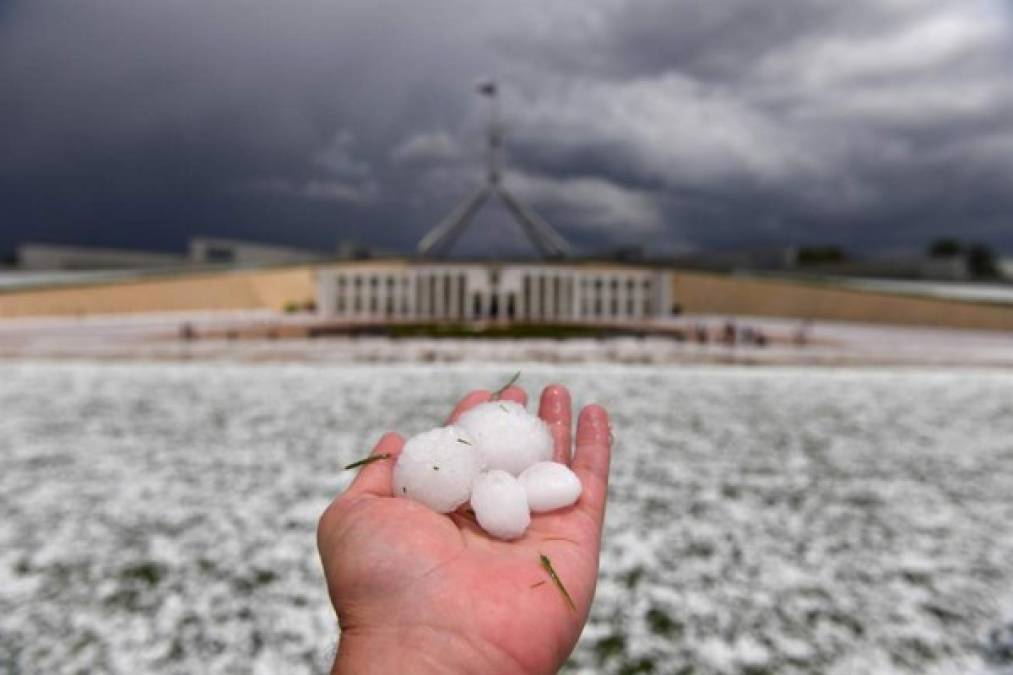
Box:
xmin=1 ymin=0 xmax=1012 ymax=259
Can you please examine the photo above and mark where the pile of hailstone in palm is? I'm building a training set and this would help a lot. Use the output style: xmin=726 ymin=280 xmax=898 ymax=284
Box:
xmin=393 ymin=400 xmax=582 ymax=539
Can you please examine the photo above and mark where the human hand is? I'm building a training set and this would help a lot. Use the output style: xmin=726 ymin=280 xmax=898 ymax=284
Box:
xmin=317 ymin=384 xmax=612 ymax=674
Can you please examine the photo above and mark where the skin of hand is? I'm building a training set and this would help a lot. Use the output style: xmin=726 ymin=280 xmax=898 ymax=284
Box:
xmin=317 ymin=384 xmax=612 ymax=675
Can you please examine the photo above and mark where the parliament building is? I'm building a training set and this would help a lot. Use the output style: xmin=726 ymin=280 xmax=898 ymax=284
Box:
xmin=316 ymin=262 xmax=674 ymax=324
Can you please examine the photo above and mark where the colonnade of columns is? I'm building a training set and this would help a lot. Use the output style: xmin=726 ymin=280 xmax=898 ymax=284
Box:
xmin=317 ymin=266 xmax=668 ymax=322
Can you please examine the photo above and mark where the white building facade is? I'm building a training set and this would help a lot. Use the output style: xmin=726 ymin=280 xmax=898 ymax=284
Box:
xmin=316 ymin=263 xmax=673 ymax=323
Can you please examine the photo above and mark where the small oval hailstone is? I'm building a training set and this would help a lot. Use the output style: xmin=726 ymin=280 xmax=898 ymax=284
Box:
xmin=456 ymin=400 xmax=553 ymax=475
xmin=518 ymin=461 xmax=582 ymax=513
xmin=392 ymin=426 xmax=479 ymax=513
xmin=470 ymin=470 xmax=531 ymax=540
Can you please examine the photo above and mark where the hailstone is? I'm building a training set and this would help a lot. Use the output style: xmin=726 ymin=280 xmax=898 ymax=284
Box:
xmin=456 ymin=400 xmax=553 ymax=475
xmin=518 ymin=461 xmax=582 ymax=513
xmin=392 ymin=426 xmax=479 ymax=513
xmin=470 ymin=470 xmax=531 ymax=540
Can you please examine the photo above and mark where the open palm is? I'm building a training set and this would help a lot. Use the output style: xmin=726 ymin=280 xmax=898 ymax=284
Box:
xmin=317 ymin=384 xmax=612 ymax=674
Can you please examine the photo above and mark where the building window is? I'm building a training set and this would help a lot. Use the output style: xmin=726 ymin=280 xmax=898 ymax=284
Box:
xmin=594 ymin=278 xmax=603 ymax=317
xmin=523 ymin=276 xmax=531 ymax=320
xmin=335 ymin=276 xmax=346 ymax=314
xmin=458 ymin=274 xmax=467 ymax=319
xmin=431 ymin=273 xmax=439 ymax=316
xmin=610 ymin=278 xmax=619 ymax=316
xmin=444 ymin=273 xmax=453 ymax=318
xmin=643 ymin=279 xmax=652 ymax=316
xmin=205 ymin=246 xmax=234 ymax=263
xmin=552 ymin=277 xmax=561 ymax=318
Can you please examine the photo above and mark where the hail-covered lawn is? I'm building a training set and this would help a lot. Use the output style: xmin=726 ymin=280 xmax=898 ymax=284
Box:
xmin=1 ymin=361 xmax=1012 ymax=674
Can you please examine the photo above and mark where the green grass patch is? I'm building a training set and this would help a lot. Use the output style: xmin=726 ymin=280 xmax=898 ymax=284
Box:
xmin=388 ymin=323 xmax=610 ymax=339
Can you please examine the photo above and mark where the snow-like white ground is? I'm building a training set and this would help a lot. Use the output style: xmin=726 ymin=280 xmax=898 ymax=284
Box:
xmin=3 ymin=311 xmax=1013 ymax=367
xmin=2 ymin=362 xmax=1013 ymax=674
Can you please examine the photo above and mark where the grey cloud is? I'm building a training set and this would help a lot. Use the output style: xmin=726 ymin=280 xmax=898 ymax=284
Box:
xmin=390 ymin=131 xmax=465 ymax=164
xmin=1 ymin=0 xmax=1012 ymax=258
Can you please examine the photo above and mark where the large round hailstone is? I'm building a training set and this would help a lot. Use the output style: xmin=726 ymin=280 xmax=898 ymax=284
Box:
xmin=457 ymin=400 xmax=553 ymax=475
xmin=392 ymin=426 xmax=480 ymax=513
xmin=471 ymin=470 xmax=531 ymax=540
xmin=518 ymin=461 xmax=582 ymax=513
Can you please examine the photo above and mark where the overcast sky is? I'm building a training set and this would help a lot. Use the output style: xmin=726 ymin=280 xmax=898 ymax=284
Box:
xmin=2 ymin=0 xmax=1012 ymax=259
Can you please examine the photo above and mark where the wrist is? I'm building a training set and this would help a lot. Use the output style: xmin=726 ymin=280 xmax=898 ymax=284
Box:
xmin=333 ymin=627 xmax=526 ymax=675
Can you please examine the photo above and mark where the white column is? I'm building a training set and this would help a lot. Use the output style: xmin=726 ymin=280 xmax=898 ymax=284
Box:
xmin=578 ymin=277 xmax=588 ymax=319
xmin=630 ymin=277 xmax=642 ymax=319
xmin=532 ymin=272 xmax=543 ymax=319
xmin=563 ymin=274 xmax=572 ymax=321
xmin=425 ymin=271 xmax=433 ymax=318
xmin=406 ymin=272 xmax=416 ymax=318
xmin=433 ymin=272 xmax=445 ymax=318
xmin=656 ymin=271 xmax=672 ymax=319
xmin=616 ymin=276 xmax=627 ymax=319
xmin=317 ymin=272 xmax=336 ymax=317
xmin=478 ymin=283 xmax=488 ymax=320
xmin=543 ymin=274 xmax=554 ymax=320
xmin=599 ymin=275 xmax=607 ymax=318
xmin=597 ymin=277 xmax=607 ymax=318
xmin=571 ymin=274 xmax=582 ymax=320
xmin=417 ymin=274 xmax=427 ymax=318
xmin=448 ymin=274 xmax=457 ymax=319
xmin=398 ymin=276 xmax=407 ymax=317
xmin=425 ymin=274 xmax=434 ymax=319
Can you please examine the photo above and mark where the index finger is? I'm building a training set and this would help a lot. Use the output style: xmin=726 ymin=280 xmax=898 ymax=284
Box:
xmin=344 ymin=432 xmax=405 ymax=498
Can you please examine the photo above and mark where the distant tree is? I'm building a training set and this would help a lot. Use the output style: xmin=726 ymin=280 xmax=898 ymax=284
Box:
xmin=796 ymin=246 xmax=847 ymax=266
xmin=928 ymin=238 xmax=963 ymax=258
xmin=967 ymin=243 xmax=999 ymax=279
xmin=609 ymin=246 xmax=644 ymax=262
